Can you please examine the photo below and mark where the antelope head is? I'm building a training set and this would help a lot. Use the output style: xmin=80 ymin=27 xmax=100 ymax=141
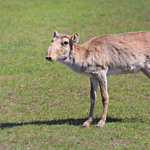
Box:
xmin=46 ymin=31 xmax=80 ymax=62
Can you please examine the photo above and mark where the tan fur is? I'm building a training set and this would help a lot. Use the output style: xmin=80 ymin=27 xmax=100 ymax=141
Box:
xmin=46 ymin=31 xmax=150 ymax=127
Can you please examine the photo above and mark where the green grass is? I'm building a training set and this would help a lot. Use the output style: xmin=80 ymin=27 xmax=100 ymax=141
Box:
xmin=0 ymin=0 xmax=150 ymax=149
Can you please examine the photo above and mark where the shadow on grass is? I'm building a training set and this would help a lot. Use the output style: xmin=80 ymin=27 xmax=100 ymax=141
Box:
xmin=0 ymin=117 xmax=145 ymax=130
xmin=1 ymin=117 xmax=119 ymax=129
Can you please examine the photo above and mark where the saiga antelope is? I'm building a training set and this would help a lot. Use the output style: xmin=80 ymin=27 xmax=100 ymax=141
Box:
xmin=46 ymin=31 xmax=150 ymax=127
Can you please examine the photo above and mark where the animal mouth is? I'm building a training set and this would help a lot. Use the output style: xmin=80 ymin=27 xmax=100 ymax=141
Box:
xmin=62 ymin=57 xmax=67 ymax=61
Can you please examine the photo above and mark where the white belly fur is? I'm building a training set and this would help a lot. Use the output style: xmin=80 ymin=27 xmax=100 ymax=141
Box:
xmin=107 ymin=66 xmax=141 ymax=77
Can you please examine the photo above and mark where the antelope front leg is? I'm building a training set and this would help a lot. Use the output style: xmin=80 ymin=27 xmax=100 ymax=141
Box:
xmin=97 ymin=71 xmax=109 ymax=127
xmin=82 ymin=78 xmax=98 ymax=127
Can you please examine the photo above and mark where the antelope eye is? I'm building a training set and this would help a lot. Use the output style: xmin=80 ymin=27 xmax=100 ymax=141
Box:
xmin=63 ymin=41 xmax=68 ymax=45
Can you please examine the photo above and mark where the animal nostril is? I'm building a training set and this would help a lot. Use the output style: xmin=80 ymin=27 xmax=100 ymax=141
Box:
xmin=46 ymin=57 xmax=52 ymax=61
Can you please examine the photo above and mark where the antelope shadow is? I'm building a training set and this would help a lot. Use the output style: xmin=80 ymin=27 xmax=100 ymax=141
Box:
xmin=0 ymin=117 xmax=145 ymax=130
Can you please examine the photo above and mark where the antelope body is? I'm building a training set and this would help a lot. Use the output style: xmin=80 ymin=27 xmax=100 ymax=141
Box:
xmin=46 ymin=31 xmax=150 ymax=127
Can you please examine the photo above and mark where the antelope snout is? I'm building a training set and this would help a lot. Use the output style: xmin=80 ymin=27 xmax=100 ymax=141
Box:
xmin=46 ymin=56 xmax=52 ymax=61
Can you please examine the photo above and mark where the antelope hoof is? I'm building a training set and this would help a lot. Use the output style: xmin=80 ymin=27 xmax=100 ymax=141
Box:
xmin=97 ymin=120 xmax=105 ymax=127
xmin=82 ymin=118 xmax=93 ymax=128
xmin=82 ymin=121 xmax=90 ymax=128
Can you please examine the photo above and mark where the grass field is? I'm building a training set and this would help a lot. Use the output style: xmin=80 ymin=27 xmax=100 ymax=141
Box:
xmin=0 ymin=0 xmax=150 ymax=149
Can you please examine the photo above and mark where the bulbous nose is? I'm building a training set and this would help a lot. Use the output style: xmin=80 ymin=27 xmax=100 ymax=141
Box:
xmin=46 ymin=56 xmax=52 ymax=61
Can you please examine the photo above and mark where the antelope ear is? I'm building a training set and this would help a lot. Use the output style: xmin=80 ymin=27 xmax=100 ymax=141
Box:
xmin=70 ymin=33 xmax=80 ymax=44
xmin=53 ymin=31 xmax=59 ymax=38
